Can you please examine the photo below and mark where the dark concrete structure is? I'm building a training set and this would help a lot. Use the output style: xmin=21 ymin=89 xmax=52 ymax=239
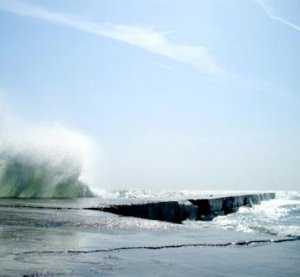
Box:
xmin=91 ymin=193 xmax=276 ymax=223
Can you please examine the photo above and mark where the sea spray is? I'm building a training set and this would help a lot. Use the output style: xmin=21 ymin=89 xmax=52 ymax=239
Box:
xmin=0 ymin=120 xmax=101 ymax=198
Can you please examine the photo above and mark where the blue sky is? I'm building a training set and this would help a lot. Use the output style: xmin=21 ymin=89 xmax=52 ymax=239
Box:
xmin=0 ymin=0 xmax=299 ymax=190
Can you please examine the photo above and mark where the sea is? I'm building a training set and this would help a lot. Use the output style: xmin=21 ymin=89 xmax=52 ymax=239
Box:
xmin=0 ymin=190 xmax=299 ymax=276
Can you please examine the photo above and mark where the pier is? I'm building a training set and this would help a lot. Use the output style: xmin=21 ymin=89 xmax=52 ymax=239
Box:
xmin=91 ymin=193 xmax=276 ymax=223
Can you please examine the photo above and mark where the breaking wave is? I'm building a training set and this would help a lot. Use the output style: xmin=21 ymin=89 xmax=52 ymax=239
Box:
xmin=201 ymin=191 xmax=300 ymax=237
xmin=0 ymin=122 xmax=100 ymax=198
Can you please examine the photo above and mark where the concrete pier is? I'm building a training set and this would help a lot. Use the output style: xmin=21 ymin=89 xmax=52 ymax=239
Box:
xmin=92 ymin=193 xmax=276 ymax=223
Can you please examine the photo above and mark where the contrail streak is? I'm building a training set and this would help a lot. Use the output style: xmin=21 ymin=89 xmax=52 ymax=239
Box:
xmin=255 ymin=0 xmax=300 ymax=32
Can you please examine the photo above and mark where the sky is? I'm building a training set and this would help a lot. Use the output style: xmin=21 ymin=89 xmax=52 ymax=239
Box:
xmin=0 ymin=0 xmax=299 ymax=191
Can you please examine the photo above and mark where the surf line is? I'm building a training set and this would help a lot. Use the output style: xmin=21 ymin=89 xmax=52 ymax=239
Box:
xmin=0 ymin=204 xmax=81 ymax=210
xmin=16 ymin=236 xmax=300 ymax=256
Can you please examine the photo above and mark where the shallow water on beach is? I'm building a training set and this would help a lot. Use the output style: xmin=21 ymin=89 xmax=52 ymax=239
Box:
xmin=0 ymin=191 xmax=299 ymax=276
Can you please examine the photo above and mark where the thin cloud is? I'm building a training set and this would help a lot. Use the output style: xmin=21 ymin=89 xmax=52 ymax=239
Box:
xmin=0 ymin=0 xmax=222 ymax=74
xmin=255 ymin=0 xmax=300 ymax=32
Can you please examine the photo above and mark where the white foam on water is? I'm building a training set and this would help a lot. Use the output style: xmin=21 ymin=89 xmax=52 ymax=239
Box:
xmin=207 ymin=192 xmax=300 ymax=237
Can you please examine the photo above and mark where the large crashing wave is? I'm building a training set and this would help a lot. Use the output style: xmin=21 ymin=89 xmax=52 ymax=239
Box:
xmin=0 ymin=150 xmax=93 ymax=198
xmin=0 ymin=119 xmax=98 ymax=198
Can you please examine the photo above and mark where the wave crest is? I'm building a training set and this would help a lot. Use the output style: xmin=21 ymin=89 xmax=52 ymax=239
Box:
xmin=0 ymin=123 xmax=97 ymax=198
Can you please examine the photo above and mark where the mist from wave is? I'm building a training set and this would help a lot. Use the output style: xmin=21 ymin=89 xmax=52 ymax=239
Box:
xmin=0 ymin=117 xmax=103 ymax=198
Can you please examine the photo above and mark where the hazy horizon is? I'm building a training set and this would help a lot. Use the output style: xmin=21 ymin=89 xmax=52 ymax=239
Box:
xmin=0 ymin=0 xmax=299 ymax=192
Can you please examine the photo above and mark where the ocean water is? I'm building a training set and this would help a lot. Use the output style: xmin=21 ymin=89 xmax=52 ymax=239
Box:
xmin=0 ymin=190 xmax=299 ymax=276
xmin=185 ymin=191 xmax=300 ymax=237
